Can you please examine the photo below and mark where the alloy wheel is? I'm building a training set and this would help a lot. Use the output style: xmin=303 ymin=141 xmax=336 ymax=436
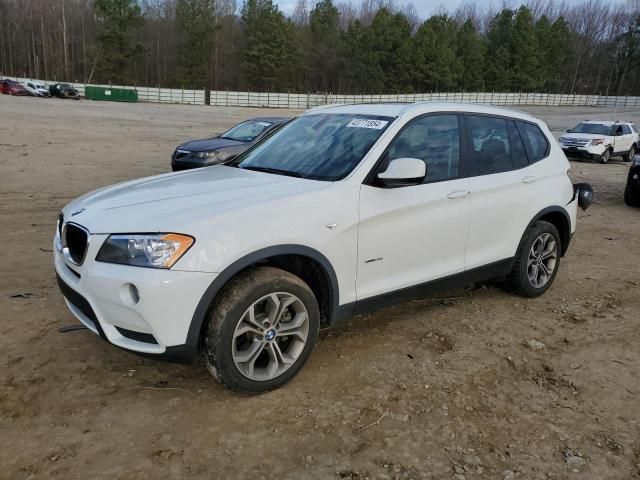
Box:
xmin=527 ymin=233 xmax=558 ymax=288
xmin=231 ymin=292 xmax=309 ymax=381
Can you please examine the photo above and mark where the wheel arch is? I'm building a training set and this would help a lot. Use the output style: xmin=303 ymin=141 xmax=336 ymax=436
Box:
xmin=523 ymin=206 xmax=572 ymax=257
xmin=185 ymin=245 xmax=340 ymax=354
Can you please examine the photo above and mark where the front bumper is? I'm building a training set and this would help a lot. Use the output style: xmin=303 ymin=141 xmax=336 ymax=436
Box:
xmin=171 ymin=154 xmax=223 ymax=171
xmin=54 ymin=232 xmax=215 ymax=362
xmin=561 ymin=143 xmax=605 ymax=159
xmin=627 ymin=166 xmax=640 ymax=192
xmin=171 ymin=157 xmax=208 ymax=171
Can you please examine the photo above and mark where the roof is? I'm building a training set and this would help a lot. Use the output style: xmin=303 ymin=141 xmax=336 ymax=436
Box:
xmin=582 ymin=120 xmax=634 ymax=125
xmin=303 ymin=102 xmax=542 ymax=123
xmin=250 ymin=117 xmax=291 ymax=123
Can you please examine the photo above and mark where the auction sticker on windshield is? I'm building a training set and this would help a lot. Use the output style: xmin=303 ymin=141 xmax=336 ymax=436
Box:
xmin=346 ymin=119 xmax=389 ymax=129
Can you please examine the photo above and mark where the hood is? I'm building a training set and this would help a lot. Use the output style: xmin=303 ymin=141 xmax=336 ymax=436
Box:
xmin=561 ymin=132 xmax=607 ymax=140
xmin=178 ymin=137 xmax=245 ymax=153
xmin=63 ymin=166 xmax=329 ymax=234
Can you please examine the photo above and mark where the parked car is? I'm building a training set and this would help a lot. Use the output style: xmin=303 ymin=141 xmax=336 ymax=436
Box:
xmin=559 ymin=120 xmax=639 ymax=163
xmin=54 ymin=103 xmax=592 ymax=393
xmin=624 ymin=154 xmax=640 ymax=207
xmin=0 ymin=79 xmax=29 ymax=96
xmin=171 ymin=117 xmax=290 ymax=171
xmin=23 ymin=81 xmax=51 ymax=97
xmin=49 ymin=83 xmax=80 ymax=99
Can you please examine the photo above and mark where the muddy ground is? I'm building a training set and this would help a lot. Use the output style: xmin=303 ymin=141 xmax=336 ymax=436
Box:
xmin=1 ymin=97 xmax=639 ymax=480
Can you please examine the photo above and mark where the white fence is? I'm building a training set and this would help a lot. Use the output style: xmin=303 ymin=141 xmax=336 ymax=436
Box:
xmin=4 ymin=75 xmax=640 ymax=109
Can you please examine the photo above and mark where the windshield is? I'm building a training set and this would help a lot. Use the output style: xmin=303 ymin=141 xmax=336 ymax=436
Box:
xmin=570 ymin=123 xmax=611 ymax=135
xmin=221 ymin=120 xmax=273 ymax=142
xmin=230 ymin=113 xmax=393 ymax=181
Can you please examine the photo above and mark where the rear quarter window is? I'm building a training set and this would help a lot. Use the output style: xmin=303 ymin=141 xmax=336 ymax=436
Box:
xmin=517 ymin=122 xmax=549 ymax=162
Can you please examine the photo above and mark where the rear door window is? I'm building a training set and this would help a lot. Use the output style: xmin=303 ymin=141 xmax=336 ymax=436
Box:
xmin=517 ymin=122 xmax=549 ymax=162
xmin=508 ymin=121 xmax=529 ymax=168
xmin=622 ymin=125 xmax=632 ymax=135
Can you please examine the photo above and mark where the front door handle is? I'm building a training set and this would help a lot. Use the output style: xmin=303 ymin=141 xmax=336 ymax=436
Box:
xmin=522 ymin=175 xmax=538 ymax=184
xmin=447 ymin=189 xmax=470 ymax=199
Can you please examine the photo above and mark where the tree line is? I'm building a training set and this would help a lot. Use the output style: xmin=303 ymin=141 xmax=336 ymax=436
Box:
xmin=1 ymin=0 xmax=639 ymax=96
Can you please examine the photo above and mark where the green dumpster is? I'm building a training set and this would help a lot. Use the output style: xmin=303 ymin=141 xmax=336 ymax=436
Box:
xmin=85 ymin=85 xmax=138 ymax=102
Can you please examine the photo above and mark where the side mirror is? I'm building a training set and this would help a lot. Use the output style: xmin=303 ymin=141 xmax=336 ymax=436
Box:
xmin=566 ymin=129 xmax=572 ymax=133
xmin=574 ymin=183 xmax=593 ymax=211
xmin=377 ymin=158 xmax=426 ymax=188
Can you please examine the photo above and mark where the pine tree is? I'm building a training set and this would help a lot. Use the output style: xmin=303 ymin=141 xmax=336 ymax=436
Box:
xmin=484 ymin=9 xmax=514 ymax=91
xmin=308 ymin=0 xmax=342 ymax=92
xmin=456 ymin=19 xmax=485 ymax=91
xmin=366 ymin=8 xmax=414 ymax=93
xmin=175 ymin=0 xmax=216 ymax=88
xmin=511 ymin=6 xmax=538 ymax=91
xmin=413 ymin=15 xmax=460 ymax=92
xmin=241 ymin=0 xmax=298 ymax=91
xmin=94 ymin=0 xmax=145 ymax=84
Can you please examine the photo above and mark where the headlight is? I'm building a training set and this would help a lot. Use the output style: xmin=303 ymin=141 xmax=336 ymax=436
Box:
xmin=591 ymin=139 xmax=604 ymax=145
xmin=633 ymin=154 xmax=640 ymax=166
xmin=194 ymin=151 xmax=219 ymax=159
xmin=194 ymin=150 xmax=234 ymax=161
xmin=96 ymin=233 xmax=194 ymax=269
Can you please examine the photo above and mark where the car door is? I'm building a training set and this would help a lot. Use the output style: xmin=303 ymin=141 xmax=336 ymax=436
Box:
xmin=611 ymin=125 xmax=630 ymax=153
xmin=356 ymin=114 xmax=470 ymax=300
xmin=620 ymin=125 xmax=634 ymax=153
xmin=464 ymin=115 xmax=549 ymax=269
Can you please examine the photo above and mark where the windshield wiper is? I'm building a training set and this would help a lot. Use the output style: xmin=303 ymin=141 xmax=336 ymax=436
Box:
xmin=240 ymin=165 xmax=304 ymax=178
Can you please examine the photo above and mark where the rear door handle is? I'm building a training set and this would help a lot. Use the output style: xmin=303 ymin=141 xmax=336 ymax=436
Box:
xmin=447 ymin=189 xmax=470 ymax=199
xmin=522 ymin=176 xmax=538 ymax=184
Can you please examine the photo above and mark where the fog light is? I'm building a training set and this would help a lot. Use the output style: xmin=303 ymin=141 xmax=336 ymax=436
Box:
xmin=119 ymin=283 xmax=140 ymax=305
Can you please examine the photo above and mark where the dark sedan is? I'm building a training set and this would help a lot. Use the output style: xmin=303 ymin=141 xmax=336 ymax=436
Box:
xmin=171 ymin=117 xmax=290 ymax=171
xmin=625 ymin=154 xmax=640 ymax=207
xmin=49 ymin=83 xmax=80 ymax=99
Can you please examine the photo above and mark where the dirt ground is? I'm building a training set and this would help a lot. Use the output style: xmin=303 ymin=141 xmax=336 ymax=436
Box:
xmin=1 ymin=96 xmax=639 ymax=480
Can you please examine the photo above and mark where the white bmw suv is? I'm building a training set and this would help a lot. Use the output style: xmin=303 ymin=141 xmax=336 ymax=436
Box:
xmin=54 ymin=103 xmax=592 ymax=393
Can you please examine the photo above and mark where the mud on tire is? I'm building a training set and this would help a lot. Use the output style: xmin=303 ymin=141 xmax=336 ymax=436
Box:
xmin=203 ymin=266 xmax=320 ymax=394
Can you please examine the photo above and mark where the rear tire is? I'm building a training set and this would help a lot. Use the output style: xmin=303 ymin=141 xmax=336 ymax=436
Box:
xmin=623 ymin=145 xmax=636 ymax=162
xmin=506 ymin=221 xmax=561 ymax=298
xmin=203 ymin=267 xmax=320 ymax=394
xmin=624 ymin=185 xmax=640 ymax=207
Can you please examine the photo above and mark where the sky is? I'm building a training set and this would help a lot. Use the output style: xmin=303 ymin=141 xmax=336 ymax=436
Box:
xmin=274 ymin=0 xmax=625 ymax=18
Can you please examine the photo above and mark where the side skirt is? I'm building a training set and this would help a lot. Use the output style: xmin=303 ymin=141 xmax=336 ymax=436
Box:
xmin=336 ymin=258 xmax=514 ymax=320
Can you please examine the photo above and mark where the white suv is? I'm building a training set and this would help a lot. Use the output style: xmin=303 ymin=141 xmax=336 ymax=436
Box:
xmin=559 ymin=120 xmax=639 ymax=163
xmin=54 ymin=103 xmax=591 ymax=393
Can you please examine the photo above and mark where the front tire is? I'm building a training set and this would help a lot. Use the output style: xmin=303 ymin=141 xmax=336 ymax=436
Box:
xmin=204 ymin=267 xmax=320 ymax=393
xmin=599 ymin=148 xmax=611 ymax=164
xmin=506 ymin=221 xmax=561 ymax=298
